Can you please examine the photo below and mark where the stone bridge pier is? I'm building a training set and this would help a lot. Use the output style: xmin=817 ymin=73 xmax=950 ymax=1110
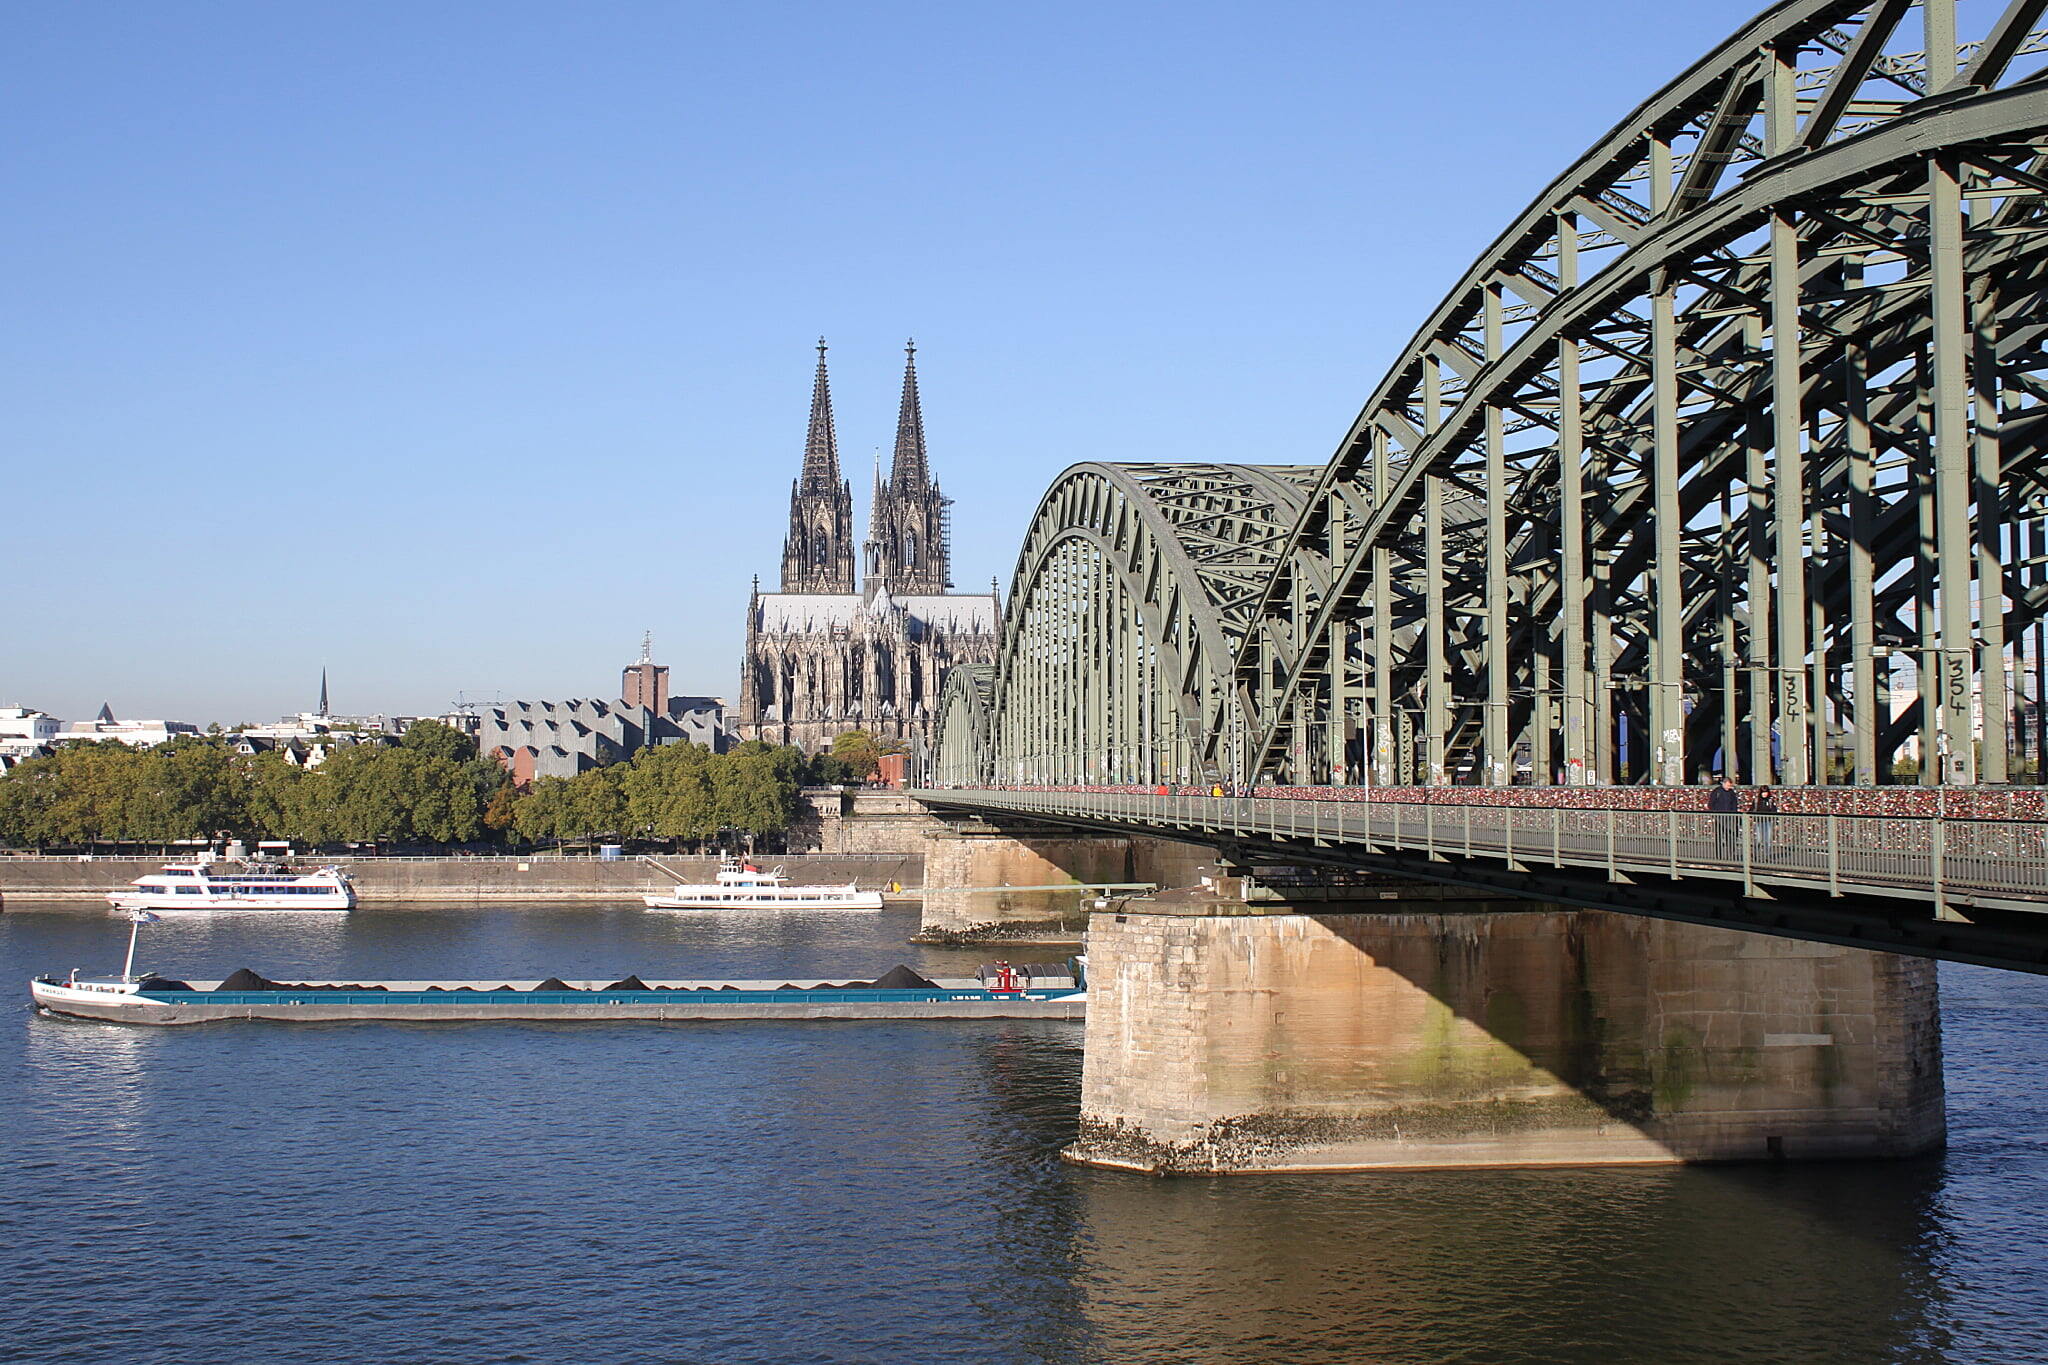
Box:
xmin=916 ymin=815 xmax=1212 ymax=940
xmin=792 ymin=789 xmax=1215 ymax=940
xmin=1069 ymin=886 xmax=1945 ymax=1174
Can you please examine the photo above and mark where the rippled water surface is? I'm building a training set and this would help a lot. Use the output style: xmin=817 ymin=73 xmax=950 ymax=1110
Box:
xmin=4 ymin=902 xmax=2047 ymax=1364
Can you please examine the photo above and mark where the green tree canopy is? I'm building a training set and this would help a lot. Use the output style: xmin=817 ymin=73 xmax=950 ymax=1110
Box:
xmin=829 ymin=729 xmax=881 ymax=781
xmin=714 ymin=748 xmax=799 ymax=841
xmin=400 ymin=719 xmax=479 ymax=765
xmin=573 ymin=764 xmax=628 ymax=841
xmin=623 ymin=742 xmax=719 ymax=843
xmin=288 ymin=744 xmax=483 ymax=844
xmin=482 ymin=781 xmax=520 ymax=835
xmin=806 ymin=753 xmax=855 ymax=785
xmin=511 ymin=776 xmax=580 ymax=846
xmin=0 ymin=733 xmax=805 ymax=852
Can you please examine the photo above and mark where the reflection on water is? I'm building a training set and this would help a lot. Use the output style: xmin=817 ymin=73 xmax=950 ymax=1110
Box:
xmin=22 ymin=1014 xmax=155 ymax=1141
xmin=1067 ymin=1163 xmax=1954 ymax=1364
xmin=2 ymin=903 xmax=2044 ymax=1364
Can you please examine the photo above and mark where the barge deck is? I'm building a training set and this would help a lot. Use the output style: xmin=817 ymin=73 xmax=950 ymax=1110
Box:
xmin=30 ymin=975 xmax=1085 ymax=1026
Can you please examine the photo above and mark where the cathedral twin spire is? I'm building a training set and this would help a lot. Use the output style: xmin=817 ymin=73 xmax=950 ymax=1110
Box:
xmin=799 ymin=338 xmax=841 ymax=492
xmin=780 ymin=339 xmax=856 ymax=594
xmin=890 ymin=341 xmax=928 ymax=491
xmin=778 ymin=339 xmax=950 ymax=599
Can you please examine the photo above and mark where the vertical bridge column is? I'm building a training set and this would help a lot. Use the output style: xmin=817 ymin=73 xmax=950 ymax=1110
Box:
xmin=1068 ymin=897 xmax=1943 ymax=1174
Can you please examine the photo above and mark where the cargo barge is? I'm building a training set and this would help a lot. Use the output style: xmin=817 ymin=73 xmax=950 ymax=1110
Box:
xmin=29 ymin=963 xmax=1084 ymax=1026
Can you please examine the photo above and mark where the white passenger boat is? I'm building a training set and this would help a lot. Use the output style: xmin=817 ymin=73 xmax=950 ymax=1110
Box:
xmin=644 ymin=856 xmax=884 ymax=911
xmin=109 ymin=852 xmax=355 ymax=913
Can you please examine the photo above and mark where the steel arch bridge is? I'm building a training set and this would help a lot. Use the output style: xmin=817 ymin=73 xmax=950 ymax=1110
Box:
xmin=941 ymin=0 xmax=2048 ymax=795
xmin=934 ymin=462 xmax=1321 ymax=786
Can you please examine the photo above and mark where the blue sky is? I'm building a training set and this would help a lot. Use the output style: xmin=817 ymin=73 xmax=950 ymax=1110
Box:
xmin=3 ymin=0 xmax=1752 ymax=724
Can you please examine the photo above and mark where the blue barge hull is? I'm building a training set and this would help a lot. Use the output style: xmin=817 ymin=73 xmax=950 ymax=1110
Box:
xmin=31 ymin=981 xmax=1086 ymax=1026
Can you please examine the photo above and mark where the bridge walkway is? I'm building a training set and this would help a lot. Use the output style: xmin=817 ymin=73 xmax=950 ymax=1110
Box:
xmin=916 ymin=788 xmax=2048 ymax=971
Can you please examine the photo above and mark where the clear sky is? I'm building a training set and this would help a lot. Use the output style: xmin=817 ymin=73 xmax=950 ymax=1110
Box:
xmin=3 ymin=0 xmax=1755 ymax=725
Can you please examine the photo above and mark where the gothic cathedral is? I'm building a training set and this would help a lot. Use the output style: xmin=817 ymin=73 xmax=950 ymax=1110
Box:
xmin=736 ymin=340 xmax=1000 ymax=755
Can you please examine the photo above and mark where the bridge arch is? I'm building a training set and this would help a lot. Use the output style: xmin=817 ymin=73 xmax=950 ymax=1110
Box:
xmin=1228 ymin=0 xmax=2048 ymax=788
xmin=930 ymin=1 xmax=2048 ymax=792
xmin=973 ymin=463 xmax=1318 ymax=786
xmin=932 ymin=663 xmax=996 ymax=786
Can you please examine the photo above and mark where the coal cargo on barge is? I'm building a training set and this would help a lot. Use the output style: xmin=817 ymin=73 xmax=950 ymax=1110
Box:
xmin=29 ymin=961 xmax=1085 ymax=1026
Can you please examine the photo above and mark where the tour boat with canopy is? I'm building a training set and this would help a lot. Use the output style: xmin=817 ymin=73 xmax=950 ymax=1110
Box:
xmin=109 ymin=852 xmax=354 ymax=913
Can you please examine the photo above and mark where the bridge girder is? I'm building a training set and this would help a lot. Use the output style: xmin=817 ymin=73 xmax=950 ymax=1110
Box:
xmin=1232 ymin=0 xmax=2048 ymax=789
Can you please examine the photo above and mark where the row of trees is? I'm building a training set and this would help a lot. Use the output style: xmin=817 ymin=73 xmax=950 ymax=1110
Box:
xmin=490 ymin=729 xmax=901 ymax=847
xmin=0 ymin=721 xmax=872 ymax=851
xmin=502 ymin=742 xmax=796 ymax=846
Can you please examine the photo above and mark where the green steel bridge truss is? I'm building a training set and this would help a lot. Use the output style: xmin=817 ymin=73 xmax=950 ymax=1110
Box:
xmin=939 ymin=0 xmax=2048 ymax=791
xmin=934 ymin=463 xmax=1321 ymax=785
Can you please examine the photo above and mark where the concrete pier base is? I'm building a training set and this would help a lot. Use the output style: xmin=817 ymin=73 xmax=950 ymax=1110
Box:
xmin=1067 ymin=903 xmax=1944 ymax=1174
xmin=917 ymin=826 xmax=1211 ymax=940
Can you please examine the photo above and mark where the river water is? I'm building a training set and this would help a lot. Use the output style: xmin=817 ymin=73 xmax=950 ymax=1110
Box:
xmin=3 ymin=902 xmax=2045 ymax=1365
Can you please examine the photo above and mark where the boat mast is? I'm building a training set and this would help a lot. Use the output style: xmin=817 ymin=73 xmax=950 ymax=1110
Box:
xmin=121 ymin=910 xmax=155 ymax=981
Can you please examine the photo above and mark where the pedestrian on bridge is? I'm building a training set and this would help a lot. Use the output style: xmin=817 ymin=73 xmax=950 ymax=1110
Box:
xmin=1753 ymin=788 xmax=1779 ymax=860
xmin=1709 ymin=775 xmax=1740 ymax=859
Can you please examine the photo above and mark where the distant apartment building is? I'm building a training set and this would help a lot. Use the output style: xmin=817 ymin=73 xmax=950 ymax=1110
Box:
xmin=622 ymin=635 xmax=667 ymax=712
xmin=0 ymin=706 xmax=60 ymax=758
xmin=235 ymin=671 xmax=481 ymax=746
xmin=55 ymin=704 xmax=200 ymax=748
xmin=226 ymin=731 xmax=386 ymax=768
xmin=481 ymin=699 xmax=659 ymax=782
xmin=481 ymin=641 xmax=731 ymax=783
xmin=236 ymin=715 xmax=340 ymax=743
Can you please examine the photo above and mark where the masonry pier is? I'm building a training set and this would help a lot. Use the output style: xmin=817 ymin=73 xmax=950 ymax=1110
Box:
xmin=1068 ymin=888 xmax=1945 ymax=1174
xmin=915 ymin=817 xmax=1213 ymax=941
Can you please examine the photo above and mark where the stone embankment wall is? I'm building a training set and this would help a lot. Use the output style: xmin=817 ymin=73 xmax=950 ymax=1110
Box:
xmin=793 ymin=789 xmax=954 ymax=855
xmin=1069 ymin=902 xmax=1944 ymax=1174
xmin=0 ymin=854 xmax=921 ymax=905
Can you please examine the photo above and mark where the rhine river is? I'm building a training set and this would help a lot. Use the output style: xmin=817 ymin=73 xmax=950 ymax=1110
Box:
xmin=3 ymin=902 xmax=2045 ymax=1364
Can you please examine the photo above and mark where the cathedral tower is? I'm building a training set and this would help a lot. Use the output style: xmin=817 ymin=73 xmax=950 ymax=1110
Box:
xmin=780 ymin=339 xmax=857 ymax=594
xmin=864 ymin=341 xmax=951 ymax=596
xmin=739 ymin=338 xmax=997 ymax=755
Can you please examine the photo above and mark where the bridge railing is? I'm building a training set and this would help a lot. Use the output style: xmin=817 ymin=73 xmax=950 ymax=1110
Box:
xmin=914 ymin=789 xmax=2048 ymax=915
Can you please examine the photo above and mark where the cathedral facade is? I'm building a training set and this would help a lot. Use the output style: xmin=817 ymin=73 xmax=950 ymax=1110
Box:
xmin=735 ymin=340 xmax=1000 ymax=755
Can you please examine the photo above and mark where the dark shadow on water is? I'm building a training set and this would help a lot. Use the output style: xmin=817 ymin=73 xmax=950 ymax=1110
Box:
xmin=1060 ymin=1156 xmax=1956 ymax=1365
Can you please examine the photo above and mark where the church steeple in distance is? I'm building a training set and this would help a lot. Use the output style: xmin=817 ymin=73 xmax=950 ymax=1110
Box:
xmin=780 ymin=339 xmax=857 ymax=594
xmin=800 ymin=337 xmax=841 ymax=490
xmin=865 ymin=339 xmax=950 ymax=596
xmin=891 ymin=339 xmax=928 ymax=491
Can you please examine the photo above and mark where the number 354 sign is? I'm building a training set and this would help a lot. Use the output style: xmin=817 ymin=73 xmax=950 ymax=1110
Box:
xmin=1941 ymin=652 xmax=1969 ymax=706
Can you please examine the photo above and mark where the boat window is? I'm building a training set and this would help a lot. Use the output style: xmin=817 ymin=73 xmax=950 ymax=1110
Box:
xmin=177 ymin=885 xmax=203 ymax=894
